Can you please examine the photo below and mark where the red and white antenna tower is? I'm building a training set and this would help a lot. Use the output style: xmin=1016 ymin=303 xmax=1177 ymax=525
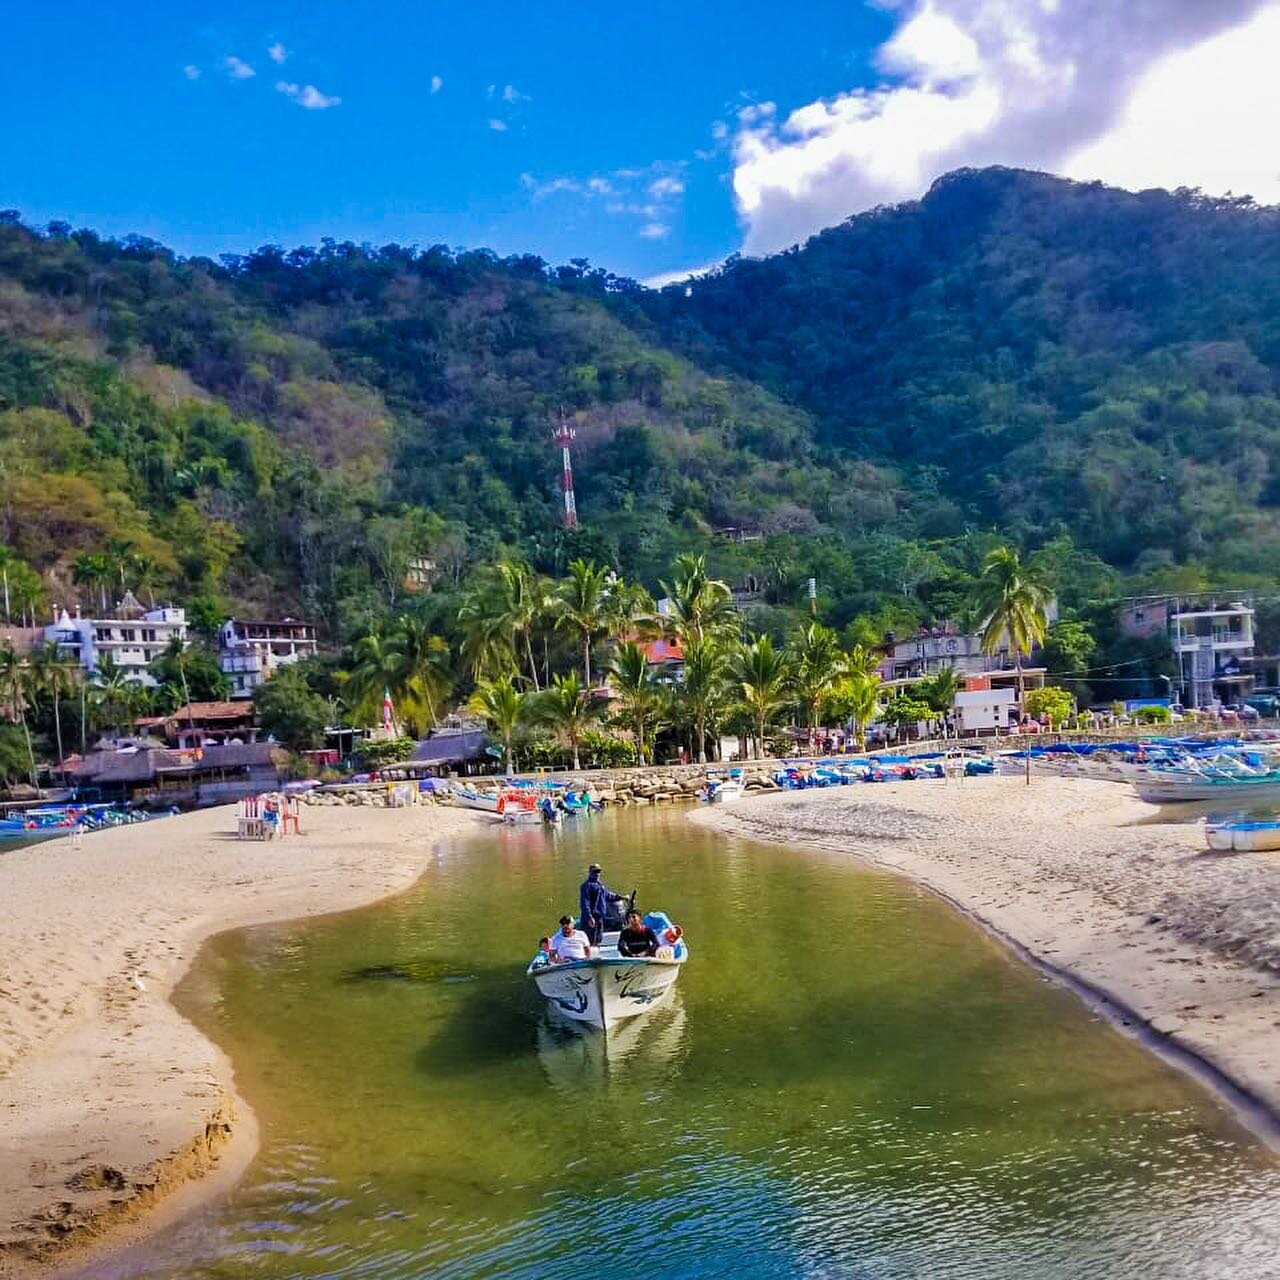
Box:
xmin=552 ymin=416 xmax=578 ymax=530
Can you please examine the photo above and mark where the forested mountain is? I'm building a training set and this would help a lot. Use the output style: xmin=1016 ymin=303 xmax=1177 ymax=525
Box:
xmin=638 ymin=167 xmax=1280 ymax=576
xmin=3 ymin=166 xmax=1280 ymax=647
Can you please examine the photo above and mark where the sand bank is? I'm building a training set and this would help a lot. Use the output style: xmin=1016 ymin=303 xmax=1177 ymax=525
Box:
xmin=692 ymin=775 xmax=1280 ymax=1138
xmin=0 ymin=802 xmax=485 ymax=1276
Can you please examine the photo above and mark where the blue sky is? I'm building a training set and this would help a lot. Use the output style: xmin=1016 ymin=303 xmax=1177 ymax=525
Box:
xmin=6 ymin=3 xmax=1277 ymax=282
xmin=0 ymin=1 xmax=891 ymax=280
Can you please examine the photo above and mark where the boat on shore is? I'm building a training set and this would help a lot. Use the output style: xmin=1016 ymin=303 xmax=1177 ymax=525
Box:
xmin=701 ymin=772 xmax=745 ymax=803
xmin=1133 ymin=768 xmax=1280 ymax=805
xmin=527 ymin=908 xmax=688 ymax=1029
xmin=1205 ymin=819 xmax=1280 ymax=852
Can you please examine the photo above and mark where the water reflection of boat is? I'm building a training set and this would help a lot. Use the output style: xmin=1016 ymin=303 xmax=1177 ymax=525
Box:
xmin=535 ymin=995 xmax=687 ymax=1091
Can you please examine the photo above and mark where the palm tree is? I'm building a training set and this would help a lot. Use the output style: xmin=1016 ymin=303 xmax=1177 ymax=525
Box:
xmin=0 ymin=644 xmax=38 ymax=789
xmin=72 ymin=551 xmax=111 ymax=613
xmin=660 ymin=553 xmax=736 ymax=646
xmin=104 ymin=538 xmax=137 ymax=594
xmin=94 ymin=654 xmax=134 ymax=736
xmin=468 ymin=675 xmax=526 ymax=776
xmin=732 ymin=634 xmax=792 ymax=759
xmin=131 ymin=555 xmax=162 ymax=606
xmin=916 ymin=667 xmax=965 ymax=737
xmin=846 ymin=643 xmax=882 ymax=681
xmin=29 ymin=642 xmax=78 ymax=767
xmin=556 ymin=558 xmax=612 ymax=687
xmin=792 ymin=623 xmax=847 ymax=749
xmin=346 ymin=627 xmax=401 ymax=730
xmin=680 ymin=636 xmax=731 ymax=764
xmin=387 ymin=617 xmax=451 ymax=732
xmin=533 ymin=671 xmax=603 ymax=770
xmin=842 ymin=672 xmax=884 ymax=751
xmin=458 ymin=560 xmax=551 ymax=688
xmin=0 ymin=545 xmax=16 ymax=622
xmin=973 ymin=547 xmax=1051 ymax=702
xmin=608 ymin=640 xmax=662 ymax=765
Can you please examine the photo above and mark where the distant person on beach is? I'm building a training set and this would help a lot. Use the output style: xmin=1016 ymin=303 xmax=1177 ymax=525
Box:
xmin=550 ymin=915 xmax=591 ymax=962
xmin=616 ymin=910 xmax=660 ymax=957
xmin=579 ymin=862 xmax=620 ymax=945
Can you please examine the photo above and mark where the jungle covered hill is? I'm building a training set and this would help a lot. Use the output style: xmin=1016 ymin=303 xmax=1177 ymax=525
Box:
xmin=3 ymin=165 xmax=1280 ymax=647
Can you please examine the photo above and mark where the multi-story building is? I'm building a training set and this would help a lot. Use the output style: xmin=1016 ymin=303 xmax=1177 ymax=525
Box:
xmin=1118 ymin=595 xmax=1255 ymax=709
xmin=218 ymin=617 xmax=318 ymax=699
xmin=45 ymin=594 xmax=188 ymax=686
xmin=876 ymin=622 xmax=1049 ymax=696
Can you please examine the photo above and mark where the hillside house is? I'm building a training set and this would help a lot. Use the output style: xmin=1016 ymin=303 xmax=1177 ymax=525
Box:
xmin=218 ymin=617 xmax=318 ymax=699
xmin=45 ymin=595 xmax=188 ymax=686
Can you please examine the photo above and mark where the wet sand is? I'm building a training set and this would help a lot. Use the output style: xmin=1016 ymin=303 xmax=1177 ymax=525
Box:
xmin=0 ymin=802 xmax=484 ymax=1276
xmin=692 ymin=775 xmax=1280 ymax=1139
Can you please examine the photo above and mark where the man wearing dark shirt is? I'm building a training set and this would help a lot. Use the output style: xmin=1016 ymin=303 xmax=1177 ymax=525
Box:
xmin=616 ymin=910 xmax=659 ymax=957
xmin=579 ymin=862 xmax=619 ymax=945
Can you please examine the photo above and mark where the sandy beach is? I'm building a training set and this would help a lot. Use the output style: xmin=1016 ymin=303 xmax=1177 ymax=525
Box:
xmin=693 ymin=775 xmax=1280 ymax=1137
xmin=6 ymin=773 xmax=1280 ymax=1274
xmin=0 ymin=802 xmax=485 ymax=1277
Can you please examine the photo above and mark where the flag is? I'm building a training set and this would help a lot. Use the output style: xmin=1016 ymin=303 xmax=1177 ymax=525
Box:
xmin=382 ymin=687 xmax=394 ymax=731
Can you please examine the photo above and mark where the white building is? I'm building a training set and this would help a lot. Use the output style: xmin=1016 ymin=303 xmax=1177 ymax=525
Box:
xmin=218 ymin=617 xmax=318 ymax=699
xmin=953 ymin=687 xmax=1019 ymax=735
xmin=46 ymin=593 xmax=188 ymax=687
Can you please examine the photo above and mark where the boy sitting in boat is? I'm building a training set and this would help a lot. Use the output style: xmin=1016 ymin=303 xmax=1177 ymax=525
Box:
xmin=617 ymin=909 xmax=660 ymax=957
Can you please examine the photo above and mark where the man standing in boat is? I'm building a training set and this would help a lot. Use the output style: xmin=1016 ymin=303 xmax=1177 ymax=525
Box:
xmin=579 ymin=862 xmax=621 ymax=946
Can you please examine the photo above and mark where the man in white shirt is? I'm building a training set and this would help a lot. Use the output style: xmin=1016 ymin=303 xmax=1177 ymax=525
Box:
xmin=550 ymin=915 xmax=592 ymax=962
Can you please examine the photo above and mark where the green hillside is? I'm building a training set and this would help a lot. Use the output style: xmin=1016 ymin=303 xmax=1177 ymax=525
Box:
xmin=638 ymin=167 xmax=1280 ymax=579
xmin=4 ymin=166 xmax=1280 ymax=651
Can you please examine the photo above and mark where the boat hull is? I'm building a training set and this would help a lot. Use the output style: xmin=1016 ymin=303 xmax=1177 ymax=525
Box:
xmin=1135 ymin=778 xmax=1280 ymax=805
xmin=529 ymin=956 xmax=684 ymax=1029
xmin=1205 ymin=822 xmax=1280 ymax=852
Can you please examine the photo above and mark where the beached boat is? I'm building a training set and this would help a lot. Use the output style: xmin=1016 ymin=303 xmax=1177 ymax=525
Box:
xmin=1204 ymin=819 xmax=1280 ymax=852
xmin=1133 ymin=768 xmax=1280 ymax=805
xmin=701 ymin=773 xmax=746 ymax=803
xmin=450 ymin=785 xmax=500 ymax=813
xmin=527 ymin=911 xmax=688 ymax=1029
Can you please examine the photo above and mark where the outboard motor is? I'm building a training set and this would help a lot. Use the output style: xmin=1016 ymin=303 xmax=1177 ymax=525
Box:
xmin=602 ymin=890 xmax=637 ymax=932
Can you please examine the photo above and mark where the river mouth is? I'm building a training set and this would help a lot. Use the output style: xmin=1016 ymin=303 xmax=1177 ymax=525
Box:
xmin=90 ymin=807 xmax=1279 ymax=1279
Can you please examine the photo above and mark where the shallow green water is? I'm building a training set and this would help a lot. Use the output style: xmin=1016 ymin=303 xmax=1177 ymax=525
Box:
xmin=91 ymin=808 xmax=1280 ymax=1279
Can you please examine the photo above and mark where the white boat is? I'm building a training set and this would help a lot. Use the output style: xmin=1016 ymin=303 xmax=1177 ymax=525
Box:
xmin=527 ymin=916 xmax=688 ymax=1030
xmin=702 ymin=773 xmax=746 ymax=804
xmin=1134 ymin=770 xmax=1280 ymax=805
xmin=1205 ymin=820 xmax=1280 ymax=852
xmin=450 ymin=785 xmax=499 ymax=813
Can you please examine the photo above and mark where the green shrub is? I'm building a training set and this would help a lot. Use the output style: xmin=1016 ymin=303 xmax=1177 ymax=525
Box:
xmin=1133 ymin=704 xmax=1172 ymax=724
xmin=354 ymin=736 xmax=416 ymax=768
xmin=580 ymin=730 xmax=637 ymax=769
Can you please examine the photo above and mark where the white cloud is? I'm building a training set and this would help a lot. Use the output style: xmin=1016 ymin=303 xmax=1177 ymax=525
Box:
xmin=430 ymin=74 xmax=443 ymax=94
xmin=639 ymin=222 xmax=670 ymax=239
xmin=731 ymin=0 xmax=1276 ymax=254
xmin=268 ymin=42 xmax=287 ymax=64
xmin=489 ymin=118 xmax=509 ymax=131
xmin=642 ymin=262 xmax=718 ymax=289
xmin=587 ymin=177 xmax=614 ymax=195
xmin=183 ymin=64 xmax=201 ymax=81
xmin=1065 ymin=5 xmax=1280 ymax=202
xmin=277 ymin=81 xmax=342 ymax=110
xmin=224 ymin=55 xmax=255 ymax=80
xmin=649 ymin=176 xmax=685 ymax=198
xmin=502 ymin=83 xmax=529 ymax=103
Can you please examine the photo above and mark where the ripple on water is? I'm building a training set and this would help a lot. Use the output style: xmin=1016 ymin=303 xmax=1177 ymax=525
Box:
xmin=93 ymin=807 xmax=1280 ymax=1280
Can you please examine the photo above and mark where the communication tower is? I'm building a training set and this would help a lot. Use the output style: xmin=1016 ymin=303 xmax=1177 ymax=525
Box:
xmin=552 ymin=417 xmax=579 ymax=530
